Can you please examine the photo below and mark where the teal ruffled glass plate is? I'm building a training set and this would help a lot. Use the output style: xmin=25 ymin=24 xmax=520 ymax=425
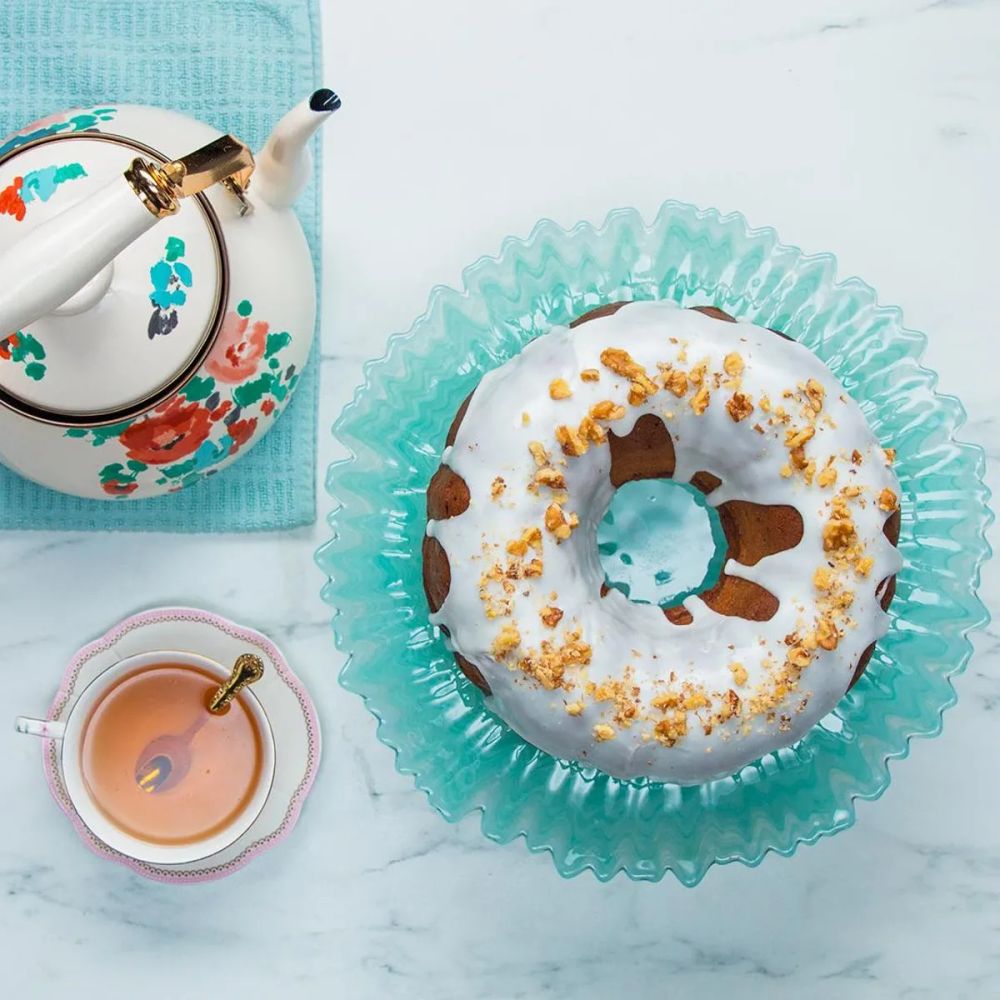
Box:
xmin=317 ymin=202 xmax=991 ymax=886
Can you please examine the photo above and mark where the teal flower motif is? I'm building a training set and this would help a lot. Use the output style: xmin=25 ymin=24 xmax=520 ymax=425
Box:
xmin=148 ymin=237 xmax=192 ymax=338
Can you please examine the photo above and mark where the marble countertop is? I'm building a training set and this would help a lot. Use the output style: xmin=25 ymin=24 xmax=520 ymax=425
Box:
xmin=4 ymin=1 xmax=999 ymax=997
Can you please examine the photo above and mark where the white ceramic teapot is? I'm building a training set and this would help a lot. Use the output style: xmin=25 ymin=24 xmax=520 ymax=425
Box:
xmin=0 ymin=90 xmax=338 ymax=499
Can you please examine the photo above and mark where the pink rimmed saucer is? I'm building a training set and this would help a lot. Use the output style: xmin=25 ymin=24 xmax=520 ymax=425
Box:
xmin=37 ymin=606 xmax=320 ymax=883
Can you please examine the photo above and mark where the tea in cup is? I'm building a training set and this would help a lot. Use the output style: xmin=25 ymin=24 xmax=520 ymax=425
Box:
xmin=17 ymin=650 xmax=275 ymax=865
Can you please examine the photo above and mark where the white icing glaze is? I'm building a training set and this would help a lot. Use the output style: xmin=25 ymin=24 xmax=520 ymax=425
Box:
xmin=428 ymin=301 xmax=903 ymax=785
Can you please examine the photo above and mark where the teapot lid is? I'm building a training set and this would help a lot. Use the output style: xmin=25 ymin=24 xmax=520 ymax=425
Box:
xmin=0 ymin=133 xmax=226 ymax=423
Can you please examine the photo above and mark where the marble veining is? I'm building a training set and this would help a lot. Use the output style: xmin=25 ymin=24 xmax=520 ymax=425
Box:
xmin=1 ymin=1 xmax=998 ymax=998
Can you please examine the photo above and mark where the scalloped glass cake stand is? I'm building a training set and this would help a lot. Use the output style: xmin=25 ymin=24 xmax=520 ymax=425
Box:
xmin=316 ymin=202 xmax=992 ymax=886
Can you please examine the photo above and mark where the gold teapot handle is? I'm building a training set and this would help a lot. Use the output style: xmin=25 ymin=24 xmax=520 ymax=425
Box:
xmin=125 ymin=134 xmax=255 ymax=218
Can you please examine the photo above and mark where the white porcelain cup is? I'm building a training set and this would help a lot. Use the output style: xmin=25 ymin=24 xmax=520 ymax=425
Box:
xmin=16 ymin=650 xmax=275 ymax=866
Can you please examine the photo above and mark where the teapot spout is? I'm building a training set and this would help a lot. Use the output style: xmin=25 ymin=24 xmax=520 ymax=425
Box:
xmin=254 ymin=88 xmax=340 ymax=209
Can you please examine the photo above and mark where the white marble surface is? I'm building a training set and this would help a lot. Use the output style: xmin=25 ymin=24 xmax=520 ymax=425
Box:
xmin=3 ymin=1 xmax=1000 ymax=996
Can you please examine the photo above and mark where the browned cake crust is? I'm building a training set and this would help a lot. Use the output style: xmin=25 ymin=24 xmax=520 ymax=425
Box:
xmin=423 ymin=304 xmax=899 ymax=696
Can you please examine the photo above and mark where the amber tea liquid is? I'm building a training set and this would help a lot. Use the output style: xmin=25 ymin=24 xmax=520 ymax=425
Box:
xmin=80 ymin=664 xmax=264 ymax=846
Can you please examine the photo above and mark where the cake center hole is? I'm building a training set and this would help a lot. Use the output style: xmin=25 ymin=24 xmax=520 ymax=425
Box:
xmin=598 ymin=479 xmax=726 ymax=608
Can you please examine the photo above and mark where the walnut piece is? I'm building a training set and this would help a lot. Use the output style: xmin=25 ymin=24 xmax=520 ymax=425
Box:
xmin=534 ymin=466 xmax=567 ymax=490
xmin=663 ymin=369 xmax=688 ymax=397
xmin=689 ymin=384 xmax=711 ymax=415
xmin=549 ymin=378 xmax=572 ymax=400
xmin=590 ymin=400 xmax=626 ymax=421
xmin=726 ymin=392 xmax=753 ymax=422
xmin=491 ymin=624 xmax=521 ymax=658
xmin=817 ymin=466 xmax=837 ymax=488
xmin=540 ymin=605 xmax=564 ymax=628
xmin=723 ymin=352 xmax=745 ymax=377
xmin=878 ymin=488 xmax=898 ymax=512
xmin=528 ymin=440 xmax=550 ymax=467
xmin=556 ymin=424 xmax=588 ymax=457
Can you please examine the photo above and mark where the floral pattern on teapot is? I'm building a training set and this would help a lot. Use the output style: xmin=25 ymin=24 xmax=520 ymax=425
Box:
xmin=0 ymin=108 xmax=118 ymax=159
xmin=0 ymin=331 xmax=46 ymax=380
xmin=148 ymin=236 xmax=193 ymax=339
xmin=64 ymin=298 xmax=300 ymax=496
xmin=0 ymin=161 xmax=88 ymax=222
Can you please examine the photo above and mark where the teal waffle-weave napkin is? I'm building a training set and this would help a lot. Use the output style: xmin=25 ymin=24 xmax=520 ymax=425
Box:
xmin=0 ymin=0 xmax=322 ymax=532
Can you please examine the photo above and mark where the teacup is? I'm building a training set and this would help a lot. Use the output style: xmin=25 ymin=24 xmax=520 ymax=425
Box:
xmin=16 ymin=650 xmax=275 ymax=866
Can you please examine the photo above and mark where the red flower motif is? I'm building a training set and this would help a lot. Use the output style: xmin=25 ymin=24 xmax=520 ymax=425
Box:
xmin=211 ymin=399 xmax=233 ymax=422
xmin=206 ymin=311 xmax=269 ymax=383
xmin=0 ymin=176 xmax=26 ymax=222
xmin=120 ymin=396 xmax=213 ymax=465
xmin=102 ymin=478 xmax=139 ymax=496
xmin=227 ymin=417 xmax=258 ymax=456
xmin=260 ymin=398 xmax=275 ymax=416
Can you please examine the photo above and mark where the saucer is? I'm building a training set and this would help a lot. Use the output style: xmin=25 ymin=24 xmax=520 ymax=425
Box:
xmin=40 ymin=606 xmax=320 ymax=883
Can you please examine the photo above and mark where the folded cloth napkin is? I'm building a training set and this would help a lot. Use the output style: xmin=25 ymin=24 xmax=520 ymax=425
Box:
xmin=0 ymin=0 xmax=322 ymax=531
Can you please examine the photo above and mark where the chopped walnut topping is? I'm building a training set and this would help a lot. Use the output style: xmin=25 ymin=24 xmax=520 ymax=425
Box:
xmin=524 ymin=558 xmax=543 ymax=577
xmin=878 ymin=488 xmax=898 ymax=512
xmin=627 ymin=382 xmax=653 ymax=406
xmin=759 ymin=394 xmax=772 ymax=413
xmin=687 ymin=360 xmax=707 ymax=387
xmin=817 ymin=466 xmax=837 ymax=488
xmin=815 ymin=616 xmax=839 ymax=651
xmin=506 ymin=526 xmax=543 ymax=556
xmin=823 ymin=515 xmax=856 ymax=551
xmin=717 ymin=689 xmax=742 ymax=724
xmin=490 ymin=477 xmax=506 ymax=500
xmin=491 ymin=624 xmax=521 ymax=658
xmin=593 ymin=723 xmax=616 ymax=742
xmin=855 ymin=556 xmax=874 ymax=577
xmin=785 ymin=425 xmax=815 ymax=450
xmin=723 ymin=352 xmax=745 ymax=377
xmin=528 ymin=440 xmax=550 ymax=467
xmin=534 ymin=466 xmax=567 ymax=490
xmin=600 ymin=347 xmax=658 ymax=403
xmin=580 ymin=368 xmax=600 ymax=383
xmin=540 ymin=605 xmax=564 ymax=628
xmin=591 ymin=675 xmax=641 ymax=727
xmin=752 ymin=423 xmax=765 ymax=435
xmin=577 ymin=414 xmax=607 ymax=445
xmin=516 ymin=629 xmax=591 ymax=690
xmin=726 ymin=392 xmax=753 ymax=422
xmin=780 ymin=464 xmax=793 ymax=478
xmin=544 ymin=502 xmax=579 ymax=541
xmin=813 ymin=566 xmax=834 ymax=591
xmin=852 ymin=449 xmax=863 ymax=465
xmin=555 ymin=424 xmax=588 ymax=457
xmin=521 ymin=412 xmax=531 ymax=426
xmin=787 ymin=645 xmax=812 ymax=668
xmin=590 ymin=400 xmax=626 ymax=421
xmin=729 ymin=662 xmax=749 ymax=686
xmin=690 ymin=384 xmax=711 ymax=415
xmin=549 ymin=378 xmax=572 ymax=400
xmin=884 ymin=447 xmax=896 ymax=464
xmin=804 ymin=378 xmax=825 ymax=413
xmin=565 ymin=701 xmax=584 ymax=716
xmin=663 ymin=368 xmax=688 ymax=397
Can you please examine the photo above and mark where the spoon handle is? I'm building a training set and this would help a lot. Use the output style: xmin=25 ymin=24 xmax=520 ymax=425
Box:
xmin=209 ymin=653 xmax=265 ymax=713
